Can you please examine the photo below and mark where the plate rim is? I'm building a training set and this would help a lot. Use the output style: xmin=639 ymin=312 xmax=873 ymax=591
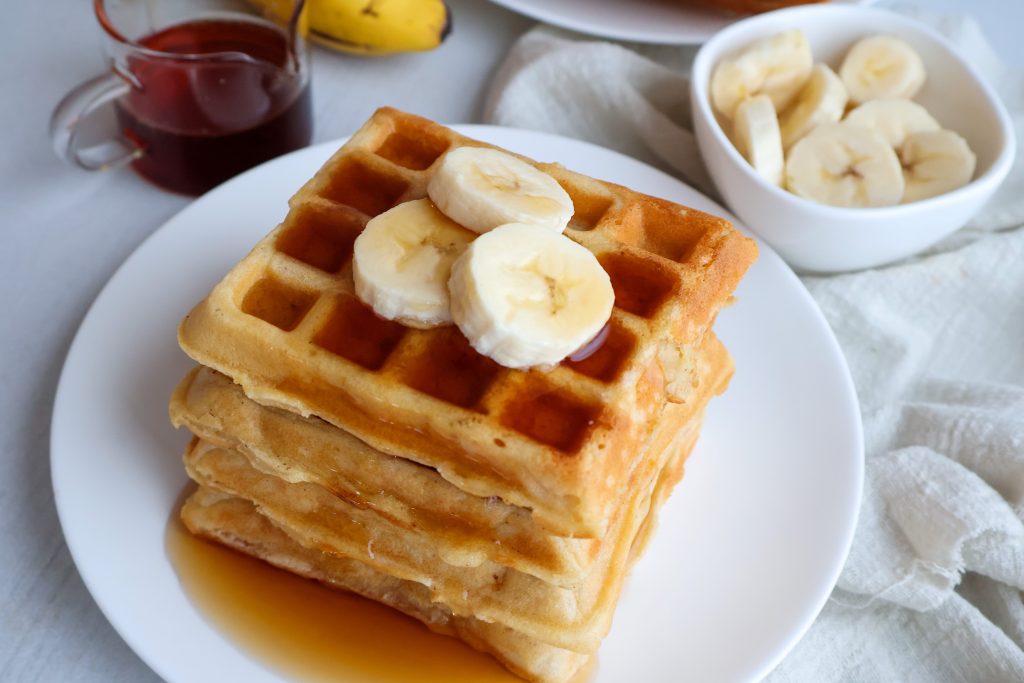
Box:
xmin=50 ymin=124 xmax=864 ymax=683
xmin=486 ymin=0 xmax=876 ymax=45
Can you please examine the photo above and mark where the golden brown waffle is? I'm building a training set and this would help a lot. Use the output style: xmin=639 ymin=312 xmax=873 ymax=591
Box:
xmin=182 ymin=399 xmax=702 ymax=653
xmin=181 ymin=488 xmax=589 ymax=683
xmin=173 ymin=367 xmax=597 ymax=586
xmin=178 ymin=107 xmax=756 ymax=538
xmin=170 ymin=334 xmax=730 ymax=588
xmin=181 ymin=408 xmax=698 ymax=671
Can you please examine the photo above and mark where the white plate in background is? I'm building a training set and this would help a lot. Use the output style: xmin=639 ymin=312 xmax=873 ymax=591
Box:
xmin=487 ymin=0 xmax=875 ymax=45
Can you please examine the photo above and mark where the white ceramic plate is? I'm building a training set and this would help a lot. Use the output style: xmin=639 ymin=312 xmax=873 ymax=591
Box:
xmin=51 ymin=126 xmax=862 ymax=683
xmin=487 ymin=0 xmax=874 ymax=45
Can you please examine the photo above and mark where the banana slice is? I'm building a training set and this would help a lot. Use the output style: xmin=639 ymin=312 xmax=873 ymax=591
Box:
xmin=900 ymin=130 xmax=977 ymax=203
xmin=785 ymin=123 xmax=905 ymax=208
xmin=427 ymin=147 xmax=573 ymax=235
xmin=448 ymin=223 xmax=614 ymax=370
xmin=779 ymin=63 xmax=848 ymax=149
xmin=839 ymin=35 xmax=926 ymax=104
xmin=353 ymin=198 xmax=475 ymax=329
xmin=844 ymin=98 xmax=940 ymax=148
xmin=711 ymin=29 xmax=813 ymax=120
xmin=732 ymin=95 xmax=784 ymax=185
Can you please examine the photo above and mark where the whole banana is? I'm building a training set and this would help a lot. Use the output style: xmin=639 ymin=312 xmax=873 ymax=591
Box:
xmin=252 ymin=0 xmax=452 ymax=56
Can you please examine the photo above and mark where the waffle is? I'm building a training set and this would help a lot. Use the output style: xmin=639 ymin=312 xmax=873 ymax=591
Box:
xmin=181 ymin=488 xmax=589 ymax=683
xmin=181 ymin=408 xmax=697 ymax=682
xmin=178 ymin=107 xmax=757 ymax=537
xmin=182 ymin=394 xmax=702 ymax=654
xmin=170 ymin=333 xmax=730 ymax=588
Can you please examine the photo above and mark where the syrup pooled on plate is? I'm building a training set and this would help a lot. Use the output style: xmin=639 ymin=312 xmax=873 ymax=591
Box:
xmin=166 ymin=502 xmax=598 ymax=682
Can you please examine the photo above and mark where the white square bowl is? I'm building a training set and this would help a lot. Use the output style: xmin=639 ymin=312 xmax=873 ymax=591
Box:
xmin=691 ymin=4 xmax=1016 ymax=273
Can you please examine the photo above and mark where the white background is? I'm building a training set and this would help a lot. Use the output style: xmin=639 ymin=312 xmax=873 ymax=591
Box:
xmin=1 ymin=0 xmax=1020 ymax=681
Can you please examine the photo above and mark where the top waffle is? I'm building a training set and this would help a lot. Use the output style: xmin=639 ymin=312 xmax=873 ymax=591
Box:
xmin=178 ymin=107 xmax=757 ymax=537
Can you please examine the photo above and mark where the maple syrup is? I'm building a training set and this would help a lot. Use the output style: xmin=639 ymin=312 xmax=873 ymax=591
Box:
xmin=241 ymin=276 xmax=317 ymax=332
xmin=567 ymin=323 xmax=611 ymax=364
xmin=564 ymin=323 xmax=634 ymax=384
xmin=312 ymin=296 xmax=408 ymax=371
xmin=166 ymin=501 xmax=598 ymax=682
xmin=598 ymin=253 xmax=677 ymax=319
xmin=560 ymin=184 xmax=613 ymax=231
xmin=276 ymin=204 xmax=364 ymax=275
xmin=401 ymin=327 xmax=501 ymax=410
xmin=320 ymin=158 xmax=410 ymax=217
xmin=500 ymin=383 xmax=599 ymax=454
xmin=115 ymin=18 xmax=312 ymax=195
xmin=374 ymin=127 xmax=451 ymax=171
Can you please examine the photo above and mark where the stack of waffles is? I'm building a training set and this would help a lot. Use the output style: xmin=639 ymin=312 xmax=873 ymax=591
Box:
xmin=170 ymin=108 xmax=757 ymax=683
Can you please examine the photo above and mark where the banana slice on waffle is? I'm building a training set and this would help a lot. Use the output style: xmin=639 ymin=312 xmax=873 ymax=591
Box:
xmin=428 ymin=147 xmax=574 ymax=235
xmin=355 ymin=144 xmax=613 ymax=370
xmin=353 ymin=198 xmax=474 ymax=328
xmin=449 ymin=223 xmax=614 ymax=370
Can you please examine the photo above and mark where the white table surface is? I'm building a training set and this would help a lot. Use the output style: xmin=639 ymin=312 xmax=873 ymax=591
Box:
xmin=0 ymin=1 xmax=1019 ymax=681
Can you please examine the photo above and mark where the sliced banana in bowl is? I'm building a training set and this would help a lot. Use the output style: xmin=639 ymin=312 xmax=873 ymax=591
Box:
xmin=900 ymin=130 xmax=977 ymax=204
xmin=732 ymin=95 xmax=784 ymax=186
xmin=785 ymin=123 xmax=904 ymax=208
xmin=779 ymin=63 xmax=847 ymax=150
xmin=839 ymin=35 xmax=926 ymax=105
xmin=706 ymin=21 xmax=978 ymax=209
xmin=711 ymin=28 xmax=813 ymax=120
xmin=691 ymin=4 xmax=1016 ymax=271
xmin=843 ymin=98 xmax=939 ymax=148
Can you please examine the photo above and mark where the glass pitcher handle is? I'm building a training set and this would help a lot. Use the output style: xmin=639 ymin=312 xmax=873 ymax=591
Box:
xmin=49 ymin=72 xmax=141 ymax=171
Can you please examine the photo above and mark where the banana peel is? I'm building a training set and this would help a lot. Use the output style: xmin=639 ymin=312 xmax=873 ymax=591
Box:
xmin=312 ymin=0 xmax=451 ymax=55
xmin=251 ymin=0 xmax=451 ymax=56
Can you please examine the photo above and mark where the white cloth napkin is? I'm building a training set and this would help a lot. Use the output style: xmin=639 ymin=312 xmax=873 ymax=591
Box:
xmin=484 ymin=5 xmax=1024 ymax=681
